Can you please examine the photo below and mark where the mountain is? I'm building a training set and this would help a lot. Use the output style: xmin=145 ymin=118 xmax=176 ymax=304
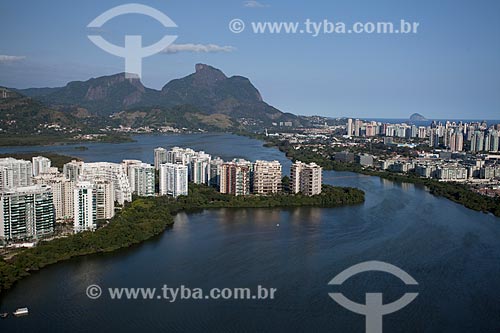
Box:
xmin=16 ymin=64 xmax=301 ymax=127
xmin=19 ymin=73 xmax=160 ymax=116
xmin=0 ymin=87 xmax=84 ymax=134
xmin=160 ymin=64 xmax=297 ymax=125
xmin=14 ymin=87 xmax=61 ymax=97
xmin=409 ymin=113 xmax=427 ymax=121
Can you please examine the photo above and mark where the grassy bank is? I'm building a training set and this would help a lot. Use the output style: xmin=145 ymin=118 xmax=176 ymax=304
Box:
xmin=0 ymin=183 xmax=364 ymax=293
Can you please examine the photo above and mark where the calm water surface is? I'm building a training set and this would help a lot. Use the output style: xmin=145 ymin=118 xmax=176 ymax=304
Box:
xmin=0 ymin=134 xmax=499 ymax=332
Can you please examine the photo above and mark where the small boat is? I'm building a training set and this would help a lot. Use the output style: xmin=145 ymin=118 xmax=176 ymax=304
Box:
xmin=0 ymin=312 xmax=8 ymax=318
xmin=13 ymin=308 xmax=29 ymax=317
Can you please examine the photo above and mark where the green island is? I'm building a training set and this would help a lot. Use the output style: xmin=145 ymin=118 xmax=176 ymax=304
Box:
xmin=0 ymin=183 xmax=364 ymax=293
xmin=253 ymin=134 xmax=500 ymax=218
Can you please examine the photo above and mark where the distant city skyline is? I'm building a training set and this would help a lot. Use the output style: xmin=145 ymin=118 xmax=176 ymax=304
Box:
xmin=0 ymin=0 xmax=499 ymax=119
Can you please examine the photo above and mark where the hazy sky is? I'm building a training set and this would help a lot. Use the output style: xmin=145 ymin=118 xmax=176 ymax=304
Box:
xmin=1 ymin=0 xmax=499 ymax=119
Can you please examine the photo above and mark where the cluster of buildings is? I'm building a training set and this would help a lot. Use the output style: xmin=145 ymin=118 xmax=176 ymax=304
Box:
xmin=379 ymin=152 xmax=500 ymax=182
xmin=345 ymin=118 xmax=500 ymax=153
xmin=0 ymin=156 xmax=155 ymax=242
xmin=154 ymin=147 xmax=322 ymax=197
xmin=264 ymin=117 xmax=500 ymax=197
xmin=1 ymin=148 xmax=323 ymax=244
xmin=332 ymin=148 xmax=500 ymax=183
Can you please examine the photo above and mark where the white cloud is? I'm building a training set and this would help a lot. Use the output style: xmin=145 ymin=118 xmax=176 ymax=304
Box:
xmin=162 ymin=43 xmax=236 ymax=54
xmin=0 ymin=55 xmax=26 ymax=63
xmin=243 ymin=0 xmax=270 ymax=8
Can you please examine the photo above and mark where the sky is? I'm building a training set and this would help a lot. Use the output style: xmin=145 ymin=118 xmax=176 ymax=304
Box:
xmin=0 ymin=0 xmax=499 ymax=119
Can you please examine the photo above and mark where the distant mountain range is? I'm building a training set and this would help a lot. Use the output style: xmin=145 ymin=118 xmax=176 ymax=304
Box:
xmin=11 ymin=64 xmax=301 ymax=131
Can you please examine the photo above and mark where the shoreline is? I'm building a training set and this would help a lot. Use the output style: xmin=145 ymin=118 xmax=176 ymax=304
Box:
xmin=0 ymin=133 xmax=136 ymax=147
xmin=0 ymin=184 xmax=364 ymax=294
xmin=238 ymin=131 xmax=500 ymax=218
xmin=2 ymin=131 xmax=498 ymax=218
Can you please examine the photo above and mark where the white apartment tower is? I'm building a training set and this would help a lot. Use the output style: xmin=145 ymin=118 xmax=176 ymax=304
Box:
xmin=166 ymin=147 xmax=196 ymax=165
xmin=290 ymin=161 xmax=323 ymax=196
xmin=346 ymin=118 xmax=353 ymax=136
xmin=191 ymin=155 xmax=211 ymax=184
xmin=74 ymin=181 xmax=96 ymax=232
xmin=94 ymin=178 xmax=115 ymax=220
xmin=154 ymin=148 xmax=167 ymax=170
xmin=159 ymin=163 xmax=188 ymax=198
xmin=80 ymin=162 xmax=132 ymax=205
xmin=0 ymin=158 xmax=33 ymax=190
xmin=122 ymin=159 xmax=142 ymax=179
xmin=129 ymin=163 xmax=155 ymax=197
xmin=450 ymin=132 xmax=464 ymax=152
xmin=63 ymin=160 xmax=84 ymax=182
xmin=32 ymin=156 xmax=51 ymax=176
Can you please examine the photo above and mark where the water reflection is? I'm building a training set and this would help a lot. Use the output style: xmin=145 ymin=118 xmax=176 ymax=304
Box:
xmin=1 ymin=134 xmax=500 ymax=332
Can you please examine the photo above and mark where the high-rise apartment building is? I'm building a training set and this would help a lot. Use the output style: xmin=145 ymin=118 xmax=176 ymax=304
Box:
xmin=80 ymin=162 xmax=132 ymax=205
xmin=290 ymin=161 xmax=322 ymax=196
xmin=154 ymin=148 xmax=167 ymax=170
xmin=450 ymin=132 xmax=464 ymax=152
xmin=253 ymin=160 xmax=282 ymax=195
xmin=159 ymin=163 xmax=188 ymax=197
xmin=74 ymin=181 xmax=96 ymax=232
xmin=129 ymin=163 xmax=155 ymax=197
xmin=63 ymin=160 xmax=84 ymax=182
xmin=209 ymin=157 xmax=224 ymax=189
xmin=346 ymin=118 xmax=353 ymax=136
xmin=219 ymin=162 xmax=251 ymax=196
xmin=0 ymin=184 xmax=55 ymax=241
xmin=166 ymin=147 xmax=196 ymax=165
xmin=354 ymin=119 xmax=362 ymax=137
xmin=94 ymin=178 xmax=115 ymax=220
xmin=487 ymin=130 xmax=499 ymax=152
xmin=32 ymin=156 xmax=51 ymax=176
xmin=34 ymin=173 xmax=75 ymax=221
xmin=0 ymin=158 xmax=33 ymax=190
xmin=122 ymin=159 xmax=142 ymax=179
xmin=418 ymin=126 xmax=427 ymax=138
xmin=471 ymin=131 xmax=485 ymax=152
xmin=191 ymin=155 xmax=211 ymax=184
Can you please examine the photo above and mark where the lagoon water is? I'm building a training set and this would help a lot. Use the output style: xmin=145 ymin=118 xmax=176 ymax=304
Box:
xmin=0 ymin=134 xmax=499 ymax=332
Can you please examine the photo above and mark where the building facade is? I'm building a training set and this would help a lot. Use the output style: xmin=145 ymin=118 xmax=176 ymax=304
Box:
xmin=154 ymin=147 xmax=167 ymax=170
xmin=290 ymin=161 xmax=322 ymax=196
xmin=94 ymin=178 xmax=115 ymax=220
xmin=32 ymin=156 xmax=51 ymax=177
xmin=33 ymin=173 xmax=75 ymax=221
xmin=80 ymin=162 xmax=132 ymax=205
xmin=0 ymin=185 xmax=55 ymax=241
xmin=159 ymin=163 xmax=188 ymax=197
xmin=253 ymin=160 xmax=282 ymax=195
xmin=219 ymin=162 xmax=251 ymax=196
xmin=63 ymin=160 xmax=84 ymax=182
xmin=129 ymin=163 xmax=155 ymax=197
xmin=74 ymin=181 xmax=96 ymax=232
xmin=0 ymin=158 xmax=33 ymax=190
